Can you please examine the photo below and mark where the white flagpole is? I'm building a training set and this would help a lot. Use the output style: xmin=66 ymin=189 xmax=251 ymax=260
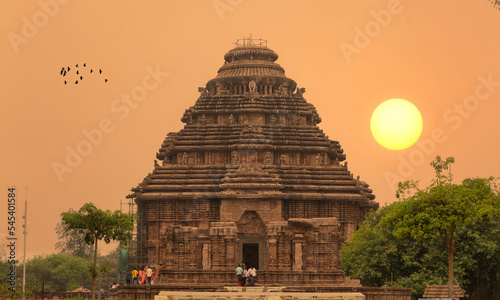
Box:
xmin=22 ymin=188 xmax=27 ymax=297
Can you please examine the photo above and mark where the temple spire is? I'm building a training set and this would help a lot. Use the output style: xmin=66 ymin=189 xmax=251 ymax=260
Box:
xmin=233 ymin=35 xmax=267 ymax=48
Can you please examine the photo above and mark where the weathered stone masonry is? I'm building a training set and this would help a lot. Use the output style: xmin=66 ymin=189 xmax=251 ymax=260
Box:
xmin=127 ymin=38 xmax=379 ymax=286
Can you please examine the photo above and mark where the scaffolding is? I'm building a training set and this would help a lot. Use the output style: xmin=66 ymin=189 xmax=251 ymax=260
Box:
xmin=120 ymin=198 xmax=147 ymax=269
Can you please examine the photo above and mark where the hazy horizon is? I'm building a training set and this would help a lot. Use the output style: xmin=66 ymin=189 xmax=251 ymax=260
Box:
xmin=2 ymin=0 xmax=500 ymax=259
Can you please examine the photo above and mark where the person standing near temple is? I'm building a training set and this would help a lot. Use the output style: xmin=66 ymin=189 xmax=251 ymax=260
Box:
xmin=131 ymin=267 xmax=139 ymax=285
xmin=242 ymin=267 xmax=249 ymax=286
xmin=248 ymin=267 xmax=257 ymax=281
xmin=156 ymin=264 xmax=162 ymax=277
xmin=247 ymin=275 xmax=255 ymax=286
xmin=235 ymin=264 xmax=243 ymax=286
xmin=138 ymin=267 xmax=146 ymax=285
xmin=146 ymin=266 xmax=153 ymax=285
xmin=125 ymin=270 xmax=132 ymax=286
xmin=156 ymin=263 xmax=163 ymax=283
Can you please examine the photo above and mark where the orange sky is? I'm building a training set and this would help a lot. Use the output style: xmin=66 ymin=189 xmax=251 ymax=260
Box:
xmin=2 ymin=0 xmax=500 ymax=258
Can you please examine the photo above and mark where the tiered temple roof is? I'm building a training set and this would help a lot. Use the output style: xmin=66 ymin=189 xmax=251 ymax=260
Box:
xmin=127 ymin=38 xmax=378 ymax=286
xmin=130 ymin=38 xmax=376 ymax=209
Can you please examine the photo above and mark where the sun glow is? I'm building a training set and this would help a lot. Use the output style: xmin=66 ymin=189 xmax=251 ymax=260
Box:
xmin=370 ymin=99 xmax=423 ymax=150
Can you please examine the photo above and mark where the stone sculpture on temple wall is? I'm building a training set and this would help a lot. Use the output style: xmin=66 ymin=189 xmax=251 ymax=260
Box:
xmin=280 ymin=154 xmax=288 ymax=165
xmin=231 ymin=151 xmax=239 ymax=165
xmin=312 ymin=115 xmax=320 ymax=126
xmin=269 ymin=114 xmax=276 ymax=125
xmin=295 ymin=87 xmax=306 ymax=97
xmin=228 ymin=114 xmax=235 ymax=125
xmin=275 ymin=82 xmax=289 ymax=96
xmin=215 ymin=82 xmax=229 ymax=95
xmin=154 ymin=160 xmax=159 ymax=168
xmin=249 ymin=80 xmax=257 ymax=93
xmin=315 ymin=153 xmax=323 ymax=166
xmin=198 ymin=87 xmax=208 ymax=97
xmin=162 ymin=156 xmax=171 ymax=166
xmin=200 ymin=114 xmax=207 ymax=125
xmin=293 ymin=114 xmax=301 ymax=125
xmin=182 ymin=152 xmax=189 ymax=165
xmin=265 ymin=151 xmax=273 ymax=165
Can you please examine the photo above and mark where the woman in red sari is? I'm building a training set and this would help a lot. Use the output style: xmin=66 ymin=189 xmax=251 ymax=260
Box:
xmin=138 ymin=268 xmax=146 ymax=285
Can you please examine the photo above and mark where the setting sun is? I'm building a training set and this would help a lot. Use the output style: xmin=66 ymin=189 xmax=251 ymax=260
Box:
xmin=370 ymin=99 xmax=423 ymax=150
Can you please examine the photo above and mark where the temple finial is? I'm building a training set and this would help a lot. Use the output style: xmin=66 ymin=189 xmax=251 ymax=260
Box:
xmin=234 ymin=35 xmax=267 ymax=48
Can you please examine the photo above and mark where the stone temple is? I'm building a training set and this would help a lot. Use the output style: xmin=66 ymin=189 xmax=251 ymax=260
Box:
xmin=127 ymin=38 xmax=379 ymax=286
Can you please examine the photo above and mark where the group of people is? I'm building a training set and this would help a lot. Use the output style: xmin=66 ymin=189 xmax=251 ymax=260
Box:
xmin=125 ymin=265 xmax=162 ymax=285
xmin=235 ymin=262 xmax=257 ymax=286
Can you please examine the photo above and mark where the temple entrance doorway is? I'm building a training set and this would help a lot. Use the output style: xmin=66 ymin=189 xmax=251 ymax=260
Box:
xmin=243 ymin=243 xmax=259 ymax=270
xmin=237 ymin=211 xmax=268 ymax=270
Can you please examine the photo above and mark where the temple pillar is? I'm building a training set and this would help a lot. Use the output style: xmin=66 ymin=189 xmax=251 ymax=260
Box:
xmin=209 ymin=222 xmax=237 ymax=269
xmin=226 ymin=237 xmax=237 ymax=268
xmin=267 ymin=221 xmax=286 ymax=270
xmin=293 ymin=234 xmax=304 ymax=271
xmin=202 ymin=243 xmax=211 ymax=270
xmin=267 ymin=237 xmax=277 ymax=270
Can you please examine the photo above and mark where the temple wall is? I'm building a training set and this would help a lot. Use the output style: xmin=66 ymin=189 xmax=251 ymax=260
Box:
xmin=209 ymin=223 xmax=238 ymax=270
xmin=163 ymin=226 xmax=201 ymax=270
xmin=220 ymin=199 xmax=282 ymax=223
xmin=282 ymin=200 xmax=340 ymax=219
xmin=130 ymin=42 xmax=380 ymax=289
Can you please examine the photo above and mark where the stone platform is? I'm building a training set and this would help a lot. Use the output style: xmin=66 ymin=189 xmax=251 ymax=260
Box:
xmin=155 ymin=289 xmax=365 ymax=300
xmin=112 ymin=285 xmax=411 ymax=300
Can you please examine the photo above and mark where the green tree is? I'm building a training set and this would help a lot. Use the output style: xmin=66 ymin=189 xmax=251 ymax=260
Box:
xmin=455 ymin=214 xmax=500 ymax=298
xmin=342 ymin=156 xmax=500 ymax=299
xmin=342 ymin=203 xmax=448 ymax=298
xmin=19 ymin=253 xmax=92 ymax=292
xmin=343 ymin=196 xmax=500 ymax=299
xmin=55 ymin=211 xmax=94 ymax=259
xmin=61 ymin=203 xmax=134 ymax=300
xmin=387 ymin=157 xmax=498 ymax=298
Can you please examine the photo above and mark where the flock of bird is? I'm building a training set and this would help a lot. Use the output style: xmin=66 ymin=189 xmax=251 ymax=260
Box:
xmin=60 ymin=63 xmax=108 ymax=84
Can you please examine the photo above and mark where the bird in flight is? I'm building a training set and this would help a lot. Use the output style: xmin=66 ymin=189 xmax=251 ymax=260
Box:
xmin=60 ymin=64 xmax=108 ymax=85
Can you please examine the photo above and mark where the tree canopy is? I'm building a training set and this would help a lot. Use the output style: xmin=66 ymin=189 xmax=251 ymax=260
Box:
xmin=55 ymin=211 xmax=94 ymax=259
xmin=342 ymin=200 xmax=500 ymax=298
xmin=60 ymin=203 xmax=134 ymax=300
xmin=0 ymin=253 xmax=92 ymax=294
xmin=342 ymin=156 xmax=500 ymax=299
